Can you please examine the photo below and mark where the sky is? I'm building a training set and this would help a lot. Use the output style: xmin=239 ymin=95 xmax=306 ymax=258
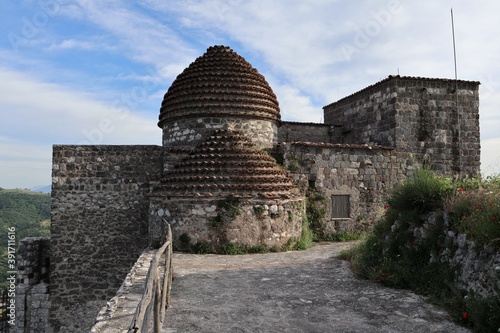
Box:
xmin=0 ymin=0 xmax=499 ymax=189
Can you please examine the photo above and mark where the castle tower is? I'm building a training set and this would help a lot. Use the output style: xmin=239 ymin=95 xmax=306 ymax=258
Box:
xmin=151 ymin=46 xmax=304 ymax=251
xmin=158 ymin=45 xmax=281 ymax=150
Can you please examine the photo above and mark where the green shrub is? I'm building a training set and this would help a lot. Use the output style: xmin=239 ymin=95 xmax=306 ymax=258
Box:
xmin=179 ymin=233 xmax=191 ymax=244
xmin=247 ymin=244 xmax=270 ymax=253
xmin=218 ymin=243 xmax=245 ymax=255
xmin=388 ymin=167 xmax=451 ymax=214
xmin=464 ymin=294 xmax=500 ymax=332
xmin=192 ymin=242 xmax=212 ymax=254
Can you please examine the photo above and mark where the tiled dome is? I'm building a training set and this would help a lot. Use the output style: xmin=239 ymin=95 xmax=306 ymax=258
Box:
xmin=158 ymin=45 xmax=281 ymax=127
xmin=154 ymin=129 xmax=300 ymax=199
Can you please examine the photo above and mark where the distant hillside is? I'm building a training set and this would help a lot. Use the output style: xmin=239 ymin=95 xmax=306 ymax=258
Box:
xmin=31 ymin=185 xmax=51 ymax=193
xmin=0 ymin=189 xmax=51 ymax=289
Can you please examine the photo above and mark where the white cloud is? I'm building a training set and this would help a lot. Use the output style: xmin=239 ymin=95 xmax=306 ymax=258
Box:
xmin=69 ymin=0 xmax=198 ymax=76
xmin=47 ymin=38 xmax=115 ymax=51
xmin=481 ymin=137 xmax=500 ymax=177
xmin=0 ymin=137 xmax=52 ymax=189
xmin=0 ymin=68 xmax=160 ymax=145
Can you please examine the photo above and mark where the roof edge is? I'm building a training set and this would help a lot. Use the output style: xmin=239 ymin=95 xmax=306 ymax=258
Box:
xmin=323 ymin=75 xmax=481 ymax=110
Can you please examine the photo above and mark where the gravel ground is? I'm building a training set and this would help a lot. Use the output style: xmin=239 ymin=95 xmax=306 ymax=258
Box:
xmin=162 ymin=242 xmax=469 ymax=333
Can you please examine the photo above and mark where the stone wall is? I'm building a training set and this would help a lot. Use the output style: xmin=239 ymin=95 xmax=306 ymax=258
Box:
xmin=278 ymin=122 xmax=340 ymax=143
xmin=161 ymin=117 xmax=278 ymax=149
xmin=323 ymin=76 xmax=480 ymax=177
xmin=149 ymin=197 xmax=304 ymax=250
xmin=15 ymin=237 xmax=51 ymax=333
xmin=323 ymin=78 xmax=397 ymax=146
xmin=413 ymin=212 xmax=499 ymax=300
xmin=282 ymin=142 xmax=409 ymax=233
xmin=50 ymin=145 xmax=164 ymax=333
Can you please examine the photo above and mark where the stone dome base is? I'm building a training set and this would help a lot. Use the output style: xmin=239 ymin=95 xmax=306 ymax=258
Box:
xmin=149 ymin=197 xmax=305 ymax=252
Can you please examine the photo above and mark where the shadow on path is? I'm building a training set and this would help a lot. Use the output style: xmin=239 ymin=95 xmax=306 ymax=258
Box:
xmin=162 ymin=242 xmax=469 ymax=333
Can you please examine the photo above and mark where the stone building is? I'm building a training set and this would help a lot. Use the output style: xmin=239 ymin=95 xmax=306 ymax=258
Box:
xmin=18 ymin=45 xmax=480 ymax=332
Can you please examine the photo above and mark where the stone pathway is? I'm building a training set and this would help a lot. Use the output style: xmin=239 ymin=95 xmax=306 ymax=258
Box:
xmin=162 ymin=242 xmax=469 ymax=333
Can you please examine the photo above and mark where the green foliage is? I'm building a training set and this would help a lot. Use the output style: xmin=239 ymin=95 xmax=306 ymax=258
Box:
xmin=217 ymin=197 xmax=240 ymax=219
xmin=0 ymin=190 xmax=51 ymax=289
xmin=281 ymin=237 xmax=296 ymax=252
xmin=294 ymin=214 xmax=313 ymax=250
xmin=388 ymin=167 xmax=451 ymax=214
xmin=306 ymin=190 xmax=327 ymax=238
xmin=253 ymin=205 xmax=265 ymax=217
xmin=247 ymin=244 xmax=270 ymax=254
xmin=287 ymin=153 xmax=299 ymax=171
xmin=269 ymin=152 xmax=284 ymax=166
xmin=218 ymin=243 xmax=246 ymax=255
xmin=445 ymin=179 xmax=500 ymax=250
xmin=179 ymin=233 xmax=191 ymax=244
xmin=192 ymin=241 xmax=212 ymax=254
xmin=464 ymin=294 xmax=500 ymax=332
xmin=211 ymin=215 xmax=224 ymax=229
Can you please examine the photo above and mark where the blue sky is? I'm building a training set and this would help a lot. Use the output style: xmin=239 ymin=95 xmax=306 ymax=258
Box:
xmin=1 ymin=0 xmax=499 ymax=189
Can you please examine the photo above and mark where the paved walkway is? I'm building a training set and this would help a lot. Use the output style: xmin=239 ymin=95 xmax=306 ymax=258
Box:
xmin=162 ymin=242 xmax=469 ymax=333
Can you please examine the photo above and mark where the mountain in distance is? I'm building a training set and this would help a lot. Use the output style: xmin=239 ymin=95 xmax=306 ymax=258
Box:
xmin=31 ymin=184 xmax=51 ymax=193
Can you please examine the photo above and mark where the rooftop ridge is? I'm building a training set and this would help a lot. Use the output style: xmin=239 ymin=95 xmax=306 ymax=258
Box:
xmin=323 ymin=75 xmax=481 ymax=109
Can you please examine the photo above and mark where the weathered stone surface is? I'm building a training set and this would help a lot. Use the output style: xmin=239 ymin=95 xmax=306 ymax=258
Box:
xmin=282 ymin=142 xmax=403 ymax=233
xmin=151 ymin=129 xmax=305 ymax=249
xmin=50 ymin=145 xmax=164 ymax=333
xmin=162 ymin=243 xmax=470 ymax=332
xmin=90 ymin=249 xmax=157 ymax=333
xmin=15 ymin=237 xmax=51 ymax=333
xmin=150 ymin=198 xmax=303 ymax=250
xmin=323 ymin=76 xmax=480 ymax=177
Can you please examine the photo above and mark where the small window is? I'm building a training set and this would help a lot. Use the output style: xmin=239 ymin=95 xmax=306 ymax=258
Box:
xmin=332 ymin=195 xmax=350 ymax=218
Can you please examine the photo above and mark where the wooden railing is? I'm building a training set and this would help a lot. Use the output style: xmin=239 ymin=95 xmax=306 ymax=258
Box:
xmin=128 ymin=223 xmax=173 ymax=333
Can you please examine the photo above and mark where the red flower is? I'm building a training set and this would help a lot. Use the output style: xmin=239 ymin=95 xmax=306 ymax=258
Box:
xmin=457 ymin=188 xmax=463 ymax=192
xmin=493 ymin=216 xmax=497 ymax=221
xmin=462 ymin=312 xmax=468 ymax=319
xmin=384 ymin=205 xmax=390 ymax=210
xmin=489 ymin=202 xmax=493 ymax=207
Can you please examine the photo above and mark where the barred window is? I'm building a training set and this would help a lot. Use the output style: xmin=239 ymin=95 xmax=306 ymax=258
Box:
xmin=332 ymin=195 xmax=350 ymax=218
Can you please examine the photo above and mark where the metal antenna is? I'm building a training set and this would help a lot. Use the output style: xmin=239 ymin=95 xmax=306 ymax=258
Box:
xmin=451 ymin=8 xmax=462 ymax=178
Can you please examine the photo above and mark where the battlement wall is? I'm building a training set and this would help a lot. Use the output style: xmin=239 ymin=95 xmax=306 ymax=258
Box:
xmin=278 ymin=122 xmax=341 ymax=143
xmin=50 ymin=145 xmax=164 ymax=333
xmin=323 ymin=77 xmax=480 ymax=177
